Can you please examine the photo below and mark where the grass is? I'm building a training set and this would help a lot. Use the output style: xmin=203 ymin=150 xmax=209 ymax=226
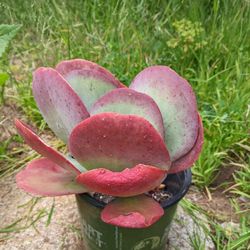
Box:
xmin=182 ymin=199 xmax=250 ymax=250
xmin=0 ymin=0 xmax=249 ymax=249
xmin=0 ymin=197 xmax=54 ymax=240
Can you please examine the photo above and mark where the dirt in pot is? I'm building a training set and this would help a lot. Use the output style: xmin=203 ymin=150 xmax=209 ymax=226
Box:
xmin=92 ymin=193 xmax=115 ymax=204
xmin=91 ymin=184 xmax=173 ymax=205
xmin=147 ymin=184 xmax=173 ymax=204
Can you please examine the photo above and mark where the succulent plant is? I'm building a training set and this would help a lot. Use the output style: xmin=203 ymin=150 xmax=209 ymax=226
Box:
xmin=15 ymin=59 xmax=204 ymax=228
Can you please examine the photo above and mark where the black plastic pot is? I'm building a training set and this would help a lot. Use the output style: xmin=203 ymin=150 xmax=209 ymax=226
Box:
xmin=76 ymin=169 xmax=192 ymax=250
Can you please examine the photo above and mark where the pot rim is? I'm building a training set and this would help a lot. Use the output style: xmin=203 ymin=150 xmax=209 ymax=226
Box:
xmin=77 ymin=169 xmax=192 ymax=210
xmin=161 ymin=169 xmax=192 ymax=208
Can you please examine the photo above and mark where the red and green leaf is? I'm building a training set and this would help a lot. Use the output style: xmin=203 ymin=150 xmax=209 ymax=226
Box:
xmin=32 ymin=67 xmax=89 ymax=143
xmin=56 ymin=59 xmax=125 ymax=110
xmin=77 ymin=164 xmax=166 ymax=197
xmin=15 ymin=119 xmax=80 ymax=175
xmin=168 ymin=113 xmax=204 ymax=173
xmin=16 ymin=158 xmax=87 ymax=196
xmin=69 ymin=113 xmax=171 ymax=171
xmin=91 ymin=88 xmax=164 ymax=138
xmin=101 ymin=195 xmax=164 ymax=228
xmin=130 ymin=66 xmax=199 ymax=161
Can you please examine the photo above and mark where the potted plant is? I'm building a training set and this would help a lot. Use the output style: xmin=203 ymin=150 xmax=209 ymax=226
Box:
xmin=15 ymin=59 xmax=203 ymax=250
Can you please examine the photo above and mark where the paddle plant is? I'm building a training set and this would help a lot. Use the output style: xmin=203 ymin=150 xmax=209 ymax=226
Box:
xmin=15 ymin=59 xmax=203 ymax=228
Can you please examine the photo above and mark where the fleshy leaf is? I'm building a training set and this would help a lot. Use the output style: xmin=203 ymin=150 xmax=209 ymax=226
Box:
xmin=69 ymin=113 xmax=171 ymax=171
xmin=168 ymin=113 xmax=204 ymax=173
xmin=55 ymin=59 xmax=125 ymax=110
xmin=101 ymin=195 xmax=164 ymax=228
xmin=76 ymin=164 xmax=166 ymax=197
xmin=32 ymin=67 xmax=89 ymax=143
xmin=16 ymin=158 xmax=87 ymax=196
xmin=90 ymin=88 xmax=164 ymax=138
xmin=130 ymin=66 xmax=199 ymax=161
xmin=15 ymin=119 xmax=80 ymax=175
xmin=66 ymin=154 xmax=87 ymax=173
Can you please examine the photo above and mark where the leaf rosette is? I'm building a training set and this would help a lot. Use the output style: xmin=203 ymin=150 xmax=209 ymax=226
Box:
xmin=15 ymin=59 xmax=203 ymax=228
